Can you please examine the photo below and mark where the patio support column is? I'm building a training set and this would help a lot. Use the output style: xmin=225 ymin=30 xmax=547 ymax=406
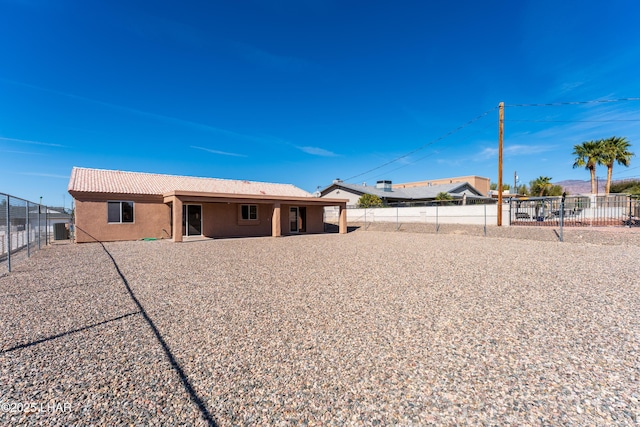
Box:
xmin=272 ymin=203 xmax=281 ymax=237
xmin=339 ymin=204 xmax=347 ymax=234
xmin=172 ymin=196 xmax=183 ymax=242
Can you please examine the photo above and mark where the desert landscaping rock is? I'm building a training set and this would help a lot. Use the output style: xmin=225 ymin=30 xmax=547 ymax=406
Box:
xmin=1 ymin=227 xmax=639 ymax=425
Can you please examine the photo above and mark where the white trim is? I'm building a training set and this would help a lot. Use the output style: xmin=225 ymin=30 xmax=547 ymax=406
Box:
xmin=107 ymin=200 xmax=135 ymax=224
xmin=289 ymin=207 xmax=299 ymax=233
xmin=183 ymin=203 xmax=203 ymax=236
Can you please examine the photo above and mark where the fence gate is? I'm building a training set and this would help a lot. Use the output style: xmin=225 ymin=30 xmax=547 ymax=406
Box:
xmin=510 ymin=194 xmax=639 ymax=227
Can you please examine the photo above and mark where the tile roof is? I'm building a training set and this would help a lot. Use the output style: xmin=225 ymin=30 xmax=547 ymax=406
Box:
xmin=321 ymin=182 xmax=485 ymax=200
xmin=68 ymin=167 xmax=313 ymax=198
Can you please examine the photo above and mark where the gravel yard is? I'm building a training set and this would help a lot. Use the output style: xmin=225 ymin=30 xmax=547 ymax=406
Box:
xmin=1 ymin=229 xmax=639 ymax=425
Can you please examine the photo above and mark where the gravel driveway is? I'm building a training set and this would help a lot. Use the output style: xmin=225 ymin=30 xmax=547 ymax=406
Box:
xmin=1 ymin=229 xmax=639 ymax=425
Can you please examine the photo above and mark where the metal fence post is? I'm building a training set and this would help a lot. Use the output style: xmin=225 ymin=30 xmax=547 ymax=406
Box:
xmin=629 ymin=195 xmax=633 ymax=228
xmin=484 ymin=204 xmax=487 ymax=237
xmin=26 ymin=201 xmax=31 ymax=258
xmin=6 ymin=195 xmax=11 ymax=272
xmin=45 ymin=207 xmax=49 ymax=244
xmin=37 ymin=203 xmax=41 ymax=250
xmin=364 ymin=208 xmax=367 ymax=231
xmin=436 ymin=204 xmax=439 ymax=233
xmin=559 ymin=192 xmax=566 ymax=242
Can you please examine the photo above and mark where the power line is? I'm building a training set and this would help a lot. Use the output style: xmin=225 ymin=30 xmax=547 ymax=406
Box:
xmin=613 ymin=165 xmax=640 ymax=176
xmin=344 ymin=106 xmax=498 ymax=182
xmin=366 ymin=119 xmax=497 ymax=182
xmin=506 ymin=119 xmax=640 ymax=123
xmin=505 ymin=98 xmax=640 ymax=107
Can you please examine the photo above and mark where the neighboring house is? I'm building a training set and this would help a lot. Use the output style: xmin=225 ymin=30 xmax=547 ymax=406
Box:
xmin=5 ymin=205 xmax=70 ymax=231
xmin=392 ymin=175 xmax=491 ymax=196
xmin=320 ymin=179 xmax=488 ymax=207
xmin=68 ymin=167 xmax=347 ymax=243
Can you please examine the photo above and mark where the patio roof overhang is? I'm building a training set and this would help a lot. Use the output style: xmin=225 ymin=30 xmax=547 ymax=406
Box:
xmin=162 ymin=190 xmax=347 ymax=206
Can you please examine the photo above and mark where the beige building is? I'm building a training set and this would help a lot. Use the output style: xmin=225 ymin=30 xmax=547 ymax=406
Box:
xmin=68 ymin=167 xmax=347 ymax=243
xmin=392 ymin=175 xmax=491 ymax=196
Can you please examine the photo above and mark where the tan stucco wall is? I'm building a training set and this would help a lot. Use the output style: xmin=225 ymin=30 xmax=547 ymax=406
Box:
xmin=202 ymin=203 xmax=327 ymax=237
xmin=279 ymin=204 xmax=326 ymax=235
xmin=74 ymin=196 xmax=333 ymax=242
xmin=74 ymin=198 xmax=171 ymax=243
xmin=303 ymin=205 xmax=325 ymax=233
xmin=393 ymin=176 xmax=491 ymax=196
xmin=202 ymin=203 xmax=273 ymax=238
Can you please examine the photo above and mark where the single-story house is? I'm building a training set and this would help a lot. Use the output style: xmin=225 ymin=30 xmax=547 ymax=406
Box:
xmin=68 ymin=167 xmax=347 ymax=243
xmin=392 ymin=175 xmax=491 ymax=197
xmin=320 ymin=179 xmax=489 ymax=207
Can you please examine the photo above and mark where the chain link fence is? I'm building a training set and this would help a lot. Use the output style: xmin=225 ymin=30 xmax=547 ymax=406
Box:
xmin=0 ymin=193 xmax=71 ymax=274
xmin=324 ymin=194 xmax=639 ymax=241
xmin=510 ymin=194 xmax=640 ymax=227
xmin=325 ymin=202 xmax=505 ymax=236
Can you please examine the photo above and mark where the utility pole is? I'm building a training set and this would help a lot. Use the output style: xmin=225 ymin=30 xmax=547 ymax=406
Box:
xmin=497 ymin=102 xmax=504 ymax=226
xmin=514 ymin=171 xmax=517 ymax=195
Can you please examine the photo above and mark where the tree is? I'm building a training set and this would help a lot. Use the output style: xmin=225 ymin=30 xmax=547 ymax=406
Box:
xmin=357 ymin=193 xmax=383 ymax=208
xmin=547 ymin=184 xmax=565 ymax=196
xmin=434 ymin=192 xmax=454 ymax=205
xmin=572 ymin=140 xmax=601 ymax=194
xmin=611 ymin=179 xmax=640 ymax=196
xmin=530 ymin=176 xmax=553 ymax=196
xmin=517 ymin=184 xmax=529 ymax=196
xmin=490 ymin=182 xmax=510 ymax=191
xmin=599 ymin=136 xmax=634 ymax=194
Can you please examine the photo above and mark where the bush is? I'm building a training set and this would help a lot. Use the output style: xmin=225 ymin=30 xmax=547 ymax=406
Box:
xmin=357 ymin=194 xmax=383 ymax=208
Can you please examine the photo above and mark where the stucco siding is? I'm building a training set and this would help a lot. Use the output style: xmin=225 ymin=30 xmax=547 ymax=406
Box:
xmin=202 ymin=203 xmax=273 ymax=238
xmin=305 ymin=205 xmax=325 ymax=233
xmin=74 ymin=197 xmax=339 ymax=242
xmin=75 ymin=199 xmax=171 ymax=243
xmin=279 ymin=204 xmax=326 ymax=235
xmin=322 ymin=188 xmax=361 ymax=206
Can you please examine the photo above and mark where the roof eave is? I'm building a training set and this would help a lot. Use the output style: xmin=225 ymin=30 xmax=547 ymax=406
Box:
xmin=163 ymin=190 xmax=348 ymax=205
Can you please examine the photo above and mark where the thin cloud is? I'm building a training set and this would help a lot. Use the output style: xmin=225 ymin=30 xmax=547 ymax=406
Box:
xmin=190 ymin=146 xmax=247 ymax=157
xmin=296 ymin=146 xmax=338 ymax=157
xmin=232 ymin=42 xmax=309 ymax=72
xmin=1 ymin=78 xmax=279 ymax=145
xmin=0 ymin=136 xmax=65 ymax=147
xmin=0 ymin=150 xmax=47 ymax=156
xmin=19 ymin=172 xmax=69 ymax=179
xmin=477 ymin=144 xmax=557 ymax=160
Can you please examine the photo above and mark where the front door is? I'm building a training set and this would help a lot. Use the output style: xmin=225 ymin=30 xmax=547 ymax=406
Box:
xmin=182 ymin=204 xmax=202 ymax=236
xmin=289 ymin=207 xmax=306 ymax=233
xmin=289 ymin=207 xmax=299 ymax=233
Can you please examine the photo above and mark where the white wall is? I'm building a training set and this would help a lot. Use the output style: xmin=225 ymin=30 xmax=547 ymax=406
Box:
xmin=325 ymin=205 xmax=510 ymax=226
xmin=322 ymin=188 xmax=360 ymax=206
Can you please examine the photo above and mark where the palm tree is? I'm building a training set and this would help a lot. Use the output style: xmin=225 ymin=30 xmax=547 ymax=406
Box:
xmin=531 ymin=176 xmax=553 ymax=196
xmin=599 ymin=136 xmax=634 ymax=194
xmin=572 ymin=140 xmax=601 ymax=194
xmin=435 ymin=191 xmax=453 ymax=205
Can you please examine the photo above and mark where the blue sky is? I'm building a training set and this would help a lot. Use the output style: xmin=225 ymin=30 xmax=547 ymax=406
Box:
xmin=2 ymin=0 xmax=640 ymax=207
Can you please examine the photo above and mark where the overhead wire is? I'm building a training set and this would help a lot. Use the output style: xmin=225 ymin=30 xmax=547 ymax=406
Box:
xmin=343 ymin=106 xmax=498 ymax=182
xmin=337 ymin=97 xmax=639 ymax=188
xmin=506 ymin=119 xmax=640 ymax=123
xmin=505 ymin=98 xmax=640 ymax=107
xmin=366 ymin=119 xmax=497 ymax=183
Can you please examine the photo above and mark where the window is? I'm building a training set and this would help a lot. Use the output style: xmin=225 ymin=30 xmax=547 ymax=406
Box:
xmin=241 ymin=204 xmax=258 ymax=220
xmin=108 ymin=201 xmax=134 ymax=223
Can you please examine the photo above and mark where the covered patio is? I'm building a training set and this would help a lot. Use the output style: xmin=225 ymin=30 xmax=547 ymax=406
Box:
xmin=163 ymin=191 xmax=347 ymax=242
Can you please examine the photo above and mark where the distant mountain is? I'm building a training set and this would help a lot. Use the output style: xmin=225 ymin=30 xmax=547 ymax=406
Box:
xmin=554 ymin=179 xmax=619 ymax=195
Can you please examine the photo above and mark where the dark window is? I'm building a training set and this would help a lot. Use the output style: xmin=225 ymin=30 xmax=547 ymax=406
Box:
xmin=241 ymin=204 xmax=258 ymax=220
xmin=108 ymin=201 xmax=134 ymax=223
